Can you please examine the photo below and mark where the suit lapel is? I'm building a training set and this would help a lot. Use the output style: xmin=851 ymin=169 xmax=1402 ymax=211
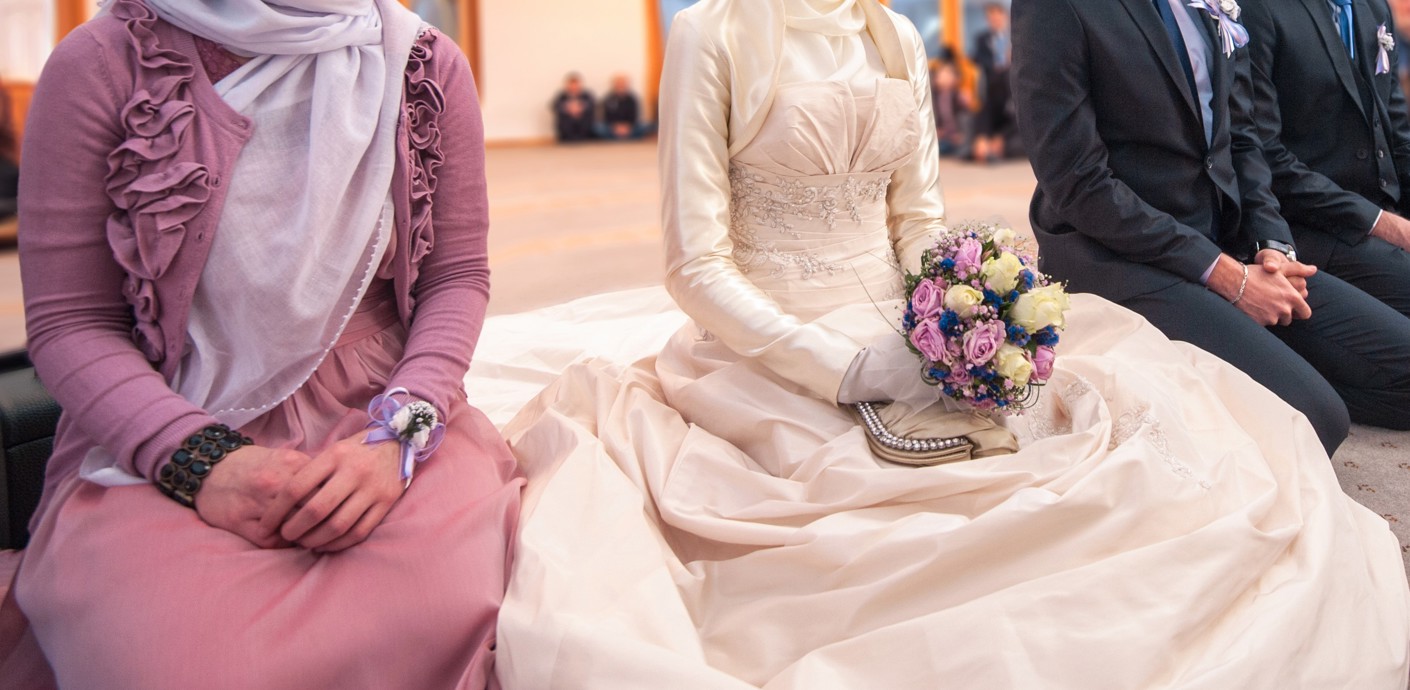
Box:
xmin=1300 ymin=0 xmax=1368 ymax=117
xmin=1116 ymin=0 xmax=1202 ymax=119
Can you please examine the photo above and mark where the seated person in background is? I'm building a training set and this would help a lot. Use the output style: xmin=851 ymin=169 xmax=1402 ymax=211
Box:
xmin=552 ymin=72 xmax=596 ymax=142
xmin=597 ymin=74 xmax=648 ymax=141
xmin=1241 ymin=0 xmax=1410 ymax=319
xmin=0 ymin=79 xmax=17 ymax=222
xmin=930 ymin=55 xmax=973 ymax=158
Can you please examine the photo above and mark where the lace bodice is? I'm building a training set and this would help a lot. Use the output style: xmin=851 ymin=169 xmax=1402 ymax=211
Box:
xmin=727 ymin=78 xmax=920 ymax=315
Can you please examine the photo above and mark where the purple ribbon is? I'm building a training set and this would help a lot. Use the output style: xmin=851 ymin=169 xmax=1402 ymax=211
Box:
xmin=1188 ymin=0 xmax=1250 ymax=57
xmin=364 ymin=387 xmax=446 ymax=481
xmin=1378 ymin=24 xmax=1395 ymax=76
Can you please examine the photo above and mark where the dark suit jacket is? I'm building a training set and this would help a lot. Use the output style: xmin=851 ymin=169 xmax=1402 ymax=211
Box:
xmin=1241 ymin=0 xmax=1410 ymax=249
xmin=1012 ymin=0 xmax=1293 ymax=301
xmin=972 ymin=29 xmax=1009 ymax=78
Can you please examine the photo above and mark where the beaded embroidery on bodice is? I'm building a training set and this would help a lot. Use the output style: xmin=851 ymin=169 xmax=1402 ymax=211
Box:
xmin=727 ymin=79 xmax=920 ymax=300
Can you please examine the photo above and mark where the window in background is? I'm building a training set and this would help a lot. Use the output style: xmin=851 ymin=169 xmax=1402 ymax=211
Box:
xmin=887 ymin=0 xmax=944 ymax=58
xmin=659 ymin=0 xmax=699 ymax=40
xmin=412 ymin=0 xmax=460 ymax=43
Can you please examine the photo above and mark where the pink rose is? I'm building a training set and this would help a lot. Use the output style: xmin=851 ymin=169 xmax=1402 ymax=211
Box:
xmin=910 ymin=278 xmax=943 ymax=319
xmin=1032 ymin=346 xmax=1056 ymax=382
xmin=948 ymin=366 xmax=972 ymax=387
xmin=961 ymin=320 xmax=1006 ymax=367
xmin=954 ymin=239 xmax=983 ymax=276
xmin=910 ymin=320 xmax=947 ymax=362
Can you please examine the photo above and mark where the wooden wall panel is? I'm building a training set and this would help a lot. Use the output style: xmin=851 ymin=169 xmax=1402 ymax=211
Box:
xmin=3 ymin=82 xmax=34 ymax=159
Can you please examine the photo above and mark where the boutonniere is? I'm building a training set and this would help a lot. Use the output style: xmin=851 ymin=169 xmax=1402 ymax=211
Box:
xmin=1188 ymin=0 xmax=1251 ymax=57
xmin=1378 ymin=24 xmax=1396 ymax=75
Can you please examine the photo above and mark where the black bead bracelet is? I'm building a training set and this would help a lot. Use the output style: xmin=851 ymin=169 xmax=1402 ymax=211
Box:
xmin=156 ymin=424 xmax=254 ymax=509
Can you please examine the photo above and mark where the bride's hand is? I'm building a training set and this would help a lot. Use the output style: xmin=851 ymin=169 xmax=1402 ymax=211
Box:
xmin=196 ymin=445 xmax=312 ymax=549
xmin=838 ymin=333 xmax=943 ymax=408
xmin=258 ymin=432 xmax=406 ymax=553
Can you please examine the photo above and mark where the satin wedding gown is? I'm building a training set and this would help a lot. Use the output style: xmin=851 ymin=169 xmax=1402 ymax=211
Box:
xmin=494 ymin=3 xmax=1410 ymax=688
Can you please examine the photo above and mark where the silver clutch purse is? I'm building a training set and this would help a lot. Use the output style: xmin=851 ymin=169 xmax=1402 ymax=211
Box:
xmin=851 ymin=400 xmax=1019 ymax=466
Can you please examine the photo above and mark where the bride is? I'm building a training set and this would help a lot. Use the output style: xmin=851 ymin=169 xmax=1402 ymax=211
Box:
xmin=494 ymin=0 xmax=1410 ymax=687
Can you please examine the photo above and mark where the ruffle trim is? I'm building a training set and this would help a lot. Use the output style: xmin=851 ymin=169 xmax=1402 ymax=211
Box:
xmin=404 ymin=30 xmax=446 ymax=284
xmin=104 ymin=0 xmax=211 ymax=362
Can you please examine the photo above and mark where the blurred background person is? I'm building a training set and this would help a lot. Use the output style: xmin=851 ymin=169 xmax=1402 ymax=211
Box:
xmin=930 ymin=53 xmax=973 ymax=158
xmin=552 ymin=72 xmax=596 ymax=142
xmin=970 ymin=2 xmax=1012 ymax=164
xmin=597 ymin=73 xmax=651 ymax=141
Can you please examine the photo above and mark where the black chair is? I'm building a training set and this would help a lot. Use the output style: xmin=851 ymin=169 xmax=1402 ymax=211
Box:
xmin=0 ymin=351 xmax=60 ymax=550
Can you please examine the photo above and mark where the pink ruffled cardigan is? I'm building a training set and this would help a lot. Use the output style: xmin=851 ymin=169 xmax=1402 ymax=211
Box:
xmin=17 ymin=0 xmax=489 ymax=515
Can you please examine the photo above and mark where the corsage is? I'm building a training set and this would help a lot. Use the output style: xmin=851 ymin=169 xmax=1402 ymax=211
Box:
xmin=1379 ymin=24 xmax=1396 ymax=76
xmin=1188 ymin=0 xmax=1250 ymax=58
xmin=364 ymin=387 xmax=446 ymax=487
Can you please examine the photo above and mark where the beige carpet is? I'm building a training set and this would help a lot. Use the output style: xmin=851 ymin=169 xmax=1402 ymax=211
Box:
xmin=1335 ymin=425 xmax=1410 ymax=570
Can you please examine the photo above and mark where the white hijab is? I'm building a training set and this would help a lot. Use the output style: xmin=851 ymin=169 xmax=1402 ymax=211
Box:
xmin=84 ymin=0 xmax=424 ymax=486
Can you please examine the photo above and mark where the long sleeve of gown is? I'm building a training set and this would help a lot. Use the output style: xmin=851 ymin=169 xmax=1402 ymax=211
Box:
xmin=661 ymin=12 xmax=881 ymax=403
xmin=886 ymin=22 xmax=949 ymax=274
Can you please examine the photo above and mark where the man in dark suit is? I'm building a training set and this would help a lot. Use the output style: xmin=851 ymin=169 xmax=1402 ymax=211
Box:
xmin=1011 ymin=0 xmax=1410 ymax=454
xmin=551 ymin=73 xmax=596 ymax=143
xmin=1241 ymin=0 xmax=1410 ymax=319
xmin=971 ymin=3 xmax=1014 ymax=163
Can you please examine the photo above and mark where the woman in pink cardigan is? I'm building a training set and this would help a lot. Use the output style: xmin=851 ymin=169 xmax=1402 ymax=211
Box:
xmin=13 ymin=1 xmax=523 ymax=687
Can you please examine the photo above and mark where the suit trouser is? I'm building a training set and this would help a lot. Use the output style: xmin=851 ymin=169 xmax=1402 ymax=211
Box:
xmin=1296 ymin=229 xmax=1410 ymax=320
xmin=1120 ymin=271 xmax=1410 ymax=456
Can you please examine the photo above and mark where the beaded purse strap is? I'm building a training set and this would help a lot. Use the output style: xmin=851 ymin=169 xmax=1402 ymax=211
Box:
xmin=156 ymin=424 xmax=254 ymax=508
xmin=852 ymin=402 xmax=974 ymax=466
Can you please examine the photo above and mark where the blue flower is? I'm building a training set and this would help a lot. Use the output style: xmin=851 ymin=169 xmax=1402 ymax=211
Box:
xmin=1006 ymin=325 xmax=1031 ymax=347
xmin=938 ymin=310 xmax=960 ymax=333
xmin=1021 ymin=271 xmax=1035 ymax=290
xmin=940 ymin=258 xmax=956 ymax=271
xmin=1033 ymin=326 xmax=1060 ymax=347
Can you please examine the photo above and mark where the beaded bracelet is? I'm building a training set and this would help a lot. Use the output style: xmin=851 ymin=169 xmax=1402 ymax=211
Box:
xmin=156 ymin=424 xmax=254 ymax=509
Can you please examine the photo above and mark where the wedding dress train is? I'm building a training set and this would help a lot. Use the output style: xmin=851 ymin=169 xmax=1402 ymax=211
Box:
xmin=492 ymin=1 xmax=1410 ymax=685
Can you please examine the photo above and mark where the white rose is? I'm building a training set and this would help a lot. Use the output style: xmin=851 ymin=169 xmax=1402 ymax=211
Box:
xmin=981 ymin=252 xmax=1024 ymax=294
xmin=1010 ymin=285 xmax=1071 ymax=332
xmin=411 ymin=428 xmax=431 ymax=450
xmin=1218 ymin=0 xmax=1240 ymax=20
xmin=994 ymin=344 xmax=1034 ymax=388
xmin=991 ymin=227 xmax=1016 ymax=246
xmin=390 ymin=405 xmax=414 ymax=434
xmin=944 ymin=285 xmax=985 ymax=318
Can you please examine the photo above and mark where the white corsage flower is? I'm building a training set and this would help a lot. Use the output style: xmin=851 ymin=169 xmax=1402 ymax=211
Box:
xmin=1379 ymin=24 xmax=1396 ymax=75
xmin=390 ymin=400 xmax=439 ymax=450
xmin=1189 ymin=0 xmax=1250 ymax=57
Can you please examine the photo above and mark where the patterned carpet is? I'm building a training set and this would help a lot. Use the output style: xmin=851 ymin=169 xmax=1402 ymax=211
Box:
xmin=1334 ymin=425 xmax=1410 ymax=570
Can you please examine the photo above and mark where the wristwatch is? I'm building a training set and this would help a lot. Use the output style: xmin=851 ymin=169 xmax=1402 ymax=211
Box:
xmin=1253 ymin=239 xmax=1298 ymax=262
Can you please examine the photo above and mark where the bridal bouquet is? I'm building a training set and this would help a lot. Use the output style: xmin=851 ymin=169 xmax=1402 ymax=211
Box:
xmin=902 ymin=224 xmax=1071 ymax=414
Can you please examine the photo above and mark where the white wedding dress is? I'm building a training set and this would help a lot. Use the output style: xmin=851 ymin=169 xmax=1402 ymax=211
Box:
xmin=492 ymin=1 xmax=1410 ymax=687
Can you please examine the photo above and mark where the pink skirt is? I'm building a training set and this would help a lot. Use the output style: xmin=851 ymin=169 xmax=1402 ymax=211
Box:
xmin=14 ymin=290 xmax=524 ymax=689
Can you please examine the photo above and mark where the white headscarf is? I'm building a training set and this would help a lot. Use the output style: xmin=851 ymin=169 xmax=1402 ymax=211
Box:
xmin=84 ymin=0 xmax=425 ymax=486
